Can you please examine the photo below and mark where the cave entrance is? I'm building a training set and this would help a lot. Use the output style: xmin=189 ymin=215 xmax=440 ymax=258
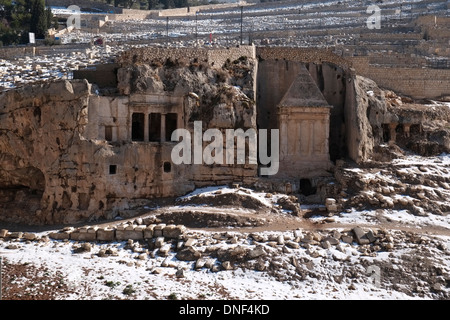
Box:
xmin=300 ymin=178 xmax=316 ymax=196
xmin=0 ymin=166 xmax=45 ymax=217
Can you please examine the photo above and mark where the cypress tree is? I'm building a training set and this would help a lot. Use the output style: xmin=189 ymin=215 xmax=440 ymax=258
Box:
xmin=30 ymin=0 xmax=47 ymax=38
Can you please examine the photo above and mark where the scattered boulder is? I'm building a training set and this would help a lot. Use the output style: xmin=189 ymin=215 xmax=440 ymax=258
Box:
xmin=321 ymin=240 xmax=331 ymax=249
xmin=159 ymin=244 xmax=172 ymax=257
xmin=195 ymin=258 xmax=206 ymax=270
xmin=222 ymin=261 xmax=233 ymax=270
xmin=176 ymin=247 xmax=202 ymax=261
xmin=23 ymin=233 xmax=37 ymax=241
xmin=176 ymin=267 xmax=185 ymax=278
xmin=276 ymin=197 xmax=301 ymax=215
xmin=216 ymin=245 xmax=248 ymax=262
xmin=247 ymin=245 xmax=267 ymax=260
xmin=72 ymin=242 xmax=92 ymax=253
xmin=352 ymin=227 xmax=377 ymax=245
xmin=184 ymin=238 xmax=197 ymax=247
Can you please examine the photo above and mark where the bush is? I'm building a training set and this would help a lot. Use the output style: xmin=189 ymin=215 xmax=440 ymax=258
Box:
xmin=168 ymin=292 xmax=178 ymax=300
xmin=104 ymin=280 xmax=121 ymax=289
xmin=122 ymin=284 xmax=136 ymax=295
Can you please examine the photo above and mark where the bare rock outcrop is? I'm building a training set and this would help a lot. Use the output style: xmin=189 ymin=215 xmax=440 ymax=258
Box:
xmin=349 ymin=75 xmax=450 ymax=163
xmin=117 ymin=55 xmax=256 ymax=130
xmin=0 ymin=79 xmax=94 ymax=224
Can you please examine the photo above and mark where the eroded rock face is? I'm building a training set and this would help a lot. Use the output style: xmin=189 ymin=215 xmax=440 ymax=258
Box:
xmin=0 ymin=80 xmax=92 ymax=224
xmin=349 ymin=75 xmax=450 ymax=163
xmin=116 ymin=55 xmax=257 ymax=130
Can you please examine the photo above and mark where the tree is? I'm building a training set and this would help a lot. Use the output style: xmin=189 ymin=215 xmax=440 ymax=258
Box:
xmin=30 ymin=0 xmax=48 ymax=38
xmin=45 ymin=7 xmax=53 ymax=30
xmin=161 ymin=0 xmax=175 ymax=9
xmin=147 ymin=0 xmax=161 ymax=9
xmin=174 ymin=0 xmax=188 ymax=8
xmin=0 ymin=0 xmax=29 ymax=45
xmin=0 ymin=0 xmax=54 ymax=45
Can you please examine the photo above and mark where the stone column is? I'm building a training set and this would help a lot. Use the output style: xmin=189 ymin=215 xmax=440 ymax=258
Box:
xmin=160 ymin=113 xmax=166 ymax=142
xmin=144 ymin=113 xmax=149 ymax=142
xmin=279 ymin=115 xmax=288 ymax=159
xmin=403 ymin=123 xmax=411 ymax=137
xmin=389 ymin=123 xmax=398 ymax=143
xmin=308 ymin=120 xmax=314 ymax=156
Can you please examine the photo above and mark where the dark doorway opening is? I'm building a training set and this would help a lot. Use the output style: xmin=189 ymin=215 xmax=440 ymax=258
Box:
xmin=109 ymin=165 xmax=117 ymax=175
xmin=163 ymin=162 xmax=171 ymax=173
xmin=165 ymin=113 xmax=178 ymax=141
xmin=300 ymin=178 xmax=316 ymax=196
xmin=105 ymin=125 xmax=113 ymax=142
xmin=132 ymin=113 xmax=145 ymax=141
xmin=149 ymin=113 xmax=161 ymax=142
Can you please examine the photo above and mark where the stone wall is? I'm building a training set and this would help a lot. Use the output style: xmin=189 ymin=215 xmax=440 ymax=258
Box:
xmin=73 ymin=63 xmax=119 ymax=88
xmin=256 ymin=47 xmax=353 ymax=70
xmin=117 ymin=45 xmax=256 ymax=69
xmin=48 ymin=222 xmax=186 ymax=242
xmin=107 ymin=11 xmax=152 ymax=21
xmin=0 ymin=44 xmax=91 ymax=59
xmin=350 ymin=56 xmax=450 ymax=99
xmin=0 ymin=47 xmax=35 ymax=59
xmin=0 ymin=221 xmax=187 ymax=243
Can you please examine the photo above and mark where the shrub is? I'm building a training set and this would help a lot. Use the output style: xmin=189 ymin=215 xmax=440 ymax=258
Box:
xmin=122 ymin=284 xmax=136 ymax=296
xmin=168 ymin=292 xmax=178 ymax=300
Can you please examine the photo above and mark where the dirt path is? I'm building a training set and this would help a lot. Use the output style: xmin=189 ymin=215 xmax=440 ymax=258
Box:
xmin=2 ymin=204 xmax=450 ymax=238
xmin=188 ymin=215 xmax=450 ymax=237
xmin=137 ymin=205 xmax=450 ymax=237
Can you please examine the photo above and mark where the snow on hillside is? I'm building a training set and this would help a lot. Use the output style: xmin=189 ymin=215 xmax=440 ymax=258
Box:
xmin=1 ymin=163 xmax=450 ymax=300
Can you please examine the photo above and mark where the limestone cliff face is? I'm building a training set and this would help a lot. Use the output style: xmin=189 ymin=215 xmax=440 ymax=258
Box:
xmin=347 ymin=75 xmax=450 ymax=163
xmin=4 ymin=50 xmax=447 ymax=226
xmin=0 ymin=80 xmax=94 ymax=224
xmin=347 ymin=75 xmax=392 ymax=163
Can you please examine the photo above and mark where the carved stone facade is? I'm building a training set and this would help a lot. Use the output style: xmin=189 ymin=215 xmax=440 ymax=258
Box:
xmin=277 ymin=66 xmax=332 ymax=179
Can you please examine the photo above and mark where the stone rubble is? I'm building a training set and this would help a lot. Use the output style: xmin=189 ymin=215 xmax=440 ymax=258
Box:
xmin=2 ymin=220 xmax=448 ymax=299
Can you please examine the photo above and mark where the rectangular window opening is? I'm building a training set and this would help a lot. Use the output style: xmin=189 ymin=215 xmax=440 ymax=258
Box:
xmin=105 ymin=125 xmax=113 ymax=142
xmin=163 ymin=162 xmax=171 ymax=173
xmin=109 ymin=165 xmax=117 ymax=175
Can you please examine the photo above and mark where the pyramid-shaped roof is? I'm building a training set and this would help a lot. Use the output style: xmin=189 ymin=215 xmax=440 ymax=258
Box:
xmin=278 ymin=65 xmax=331 ymax=108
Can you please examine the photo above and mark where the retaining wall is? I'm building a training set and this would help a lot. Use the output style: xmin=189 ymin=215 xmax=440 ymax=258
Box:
xmin=117 ymin=45 xmax=256 ymax=68
xmin=256 ymin=47 xmax=353 ymax=70
xmin=350 ymin=56 xmax=450 ymax=99
xmin=48 ymin=223 xmax=186 ymax=242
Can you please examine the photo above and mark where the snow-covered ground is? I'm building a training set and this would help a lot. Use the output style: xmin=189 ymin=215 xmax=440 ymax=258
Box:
xmin=4 ymin=225 xmax=446 ymax=300
xmin=1 ymin=179 xmax=450 ymax=300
